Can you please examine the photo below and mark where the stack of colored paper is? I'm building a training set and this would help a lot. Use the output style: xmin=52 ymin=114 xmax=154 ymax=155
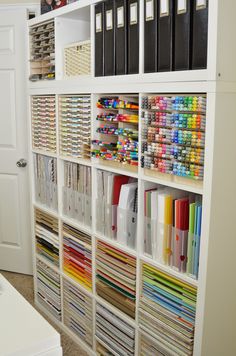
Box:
xmin=59 ymin=95 xmax=91 ymax=159
xmin=34 ymin=154 xmax=58 ymax=210
xmin=96 ymin=241 xmax=136 ymax=318
xmin=36 ymin=259 xmax=61 ymax=320
xmin=96 ymin=303 xmax=135 ymax=355
xmin=35 ymin=209 xmax=59 ymax=266
xmin=63 ymin=223 xmax=92 ymax=291
xmin=139 ymin=263 xmax=197 ymax=356
xmin=63 ymin=279 xmax=93 ymax=347
xmin=31 ymin=95 xmax=56 ymax=153
xmin=96 ymin=342 xmax=113 ymax=356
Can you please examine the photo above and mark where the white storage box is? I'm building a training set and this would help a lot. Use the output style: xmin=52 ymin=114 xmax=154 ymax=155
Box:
xmin=64 ymin=40 xmax=91 ymax=77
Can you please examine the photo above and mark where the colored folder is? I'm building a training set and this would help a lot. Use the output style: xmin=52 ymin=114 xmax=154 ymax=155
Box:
xmin=115 ymin=0 xmax=127 ymax=75
xmin=95 ymin=2 xmax=105 ymax=76
xmin=144 ymin=0 xmax=158 ymax=73
xmin=127 ymin=0 xmax=139 ymax=74
xmin=104 ymin=0 xmax=116 ymax=76
xmin=173 ymin=0 xmax=192 ymax=71
xmin=191 ymin=0 xmax=208 ymax=69
xmin=158 ymin=0 xmax=174 ymax=72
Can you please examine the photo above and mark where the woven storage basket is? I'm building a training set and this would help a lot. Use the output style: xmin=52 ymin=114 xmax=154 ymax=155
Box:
xmin=64 ymin=40 xmax=91 ymax=77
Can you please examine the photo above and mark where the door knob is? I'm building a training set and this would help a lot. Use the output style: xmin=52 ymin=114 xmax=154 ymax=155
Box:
xmin=16 ymin=159 xmax=27 ymax=168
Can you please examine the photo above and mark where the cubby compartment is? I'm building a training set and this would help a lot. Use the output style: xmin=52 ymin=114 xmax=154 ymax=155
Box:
xmin=141 ymin=179 xmax=202 ymax=279
xmin=139 ymin=262 xmax=197 ymax=356
xmin=95 ymin=169 xmax=138 ymax=250
xmin=35 ymin=208 xmax=59 ymax=267
xmin=96 ymin=240 xmax=136 ymax=318
xmin=29 ymin=20 xmax=55 ymax=81
xmin=62 ymin=222 xmax=92 ymax=290
xmin=95 ymin=302 xmax=135 ymax=355
xmin=31 ymin=95 xmax=56 ymax=153
xmin=33 ymin=154 xmax=58 ymax=211
xmin=55 ymin=7 xmax=91 ymax=80
xmin=62 ymin=161 xmax=91 ymax=228
xmin=63 ymin=278 xmax=93 ymax=346
xmin=36 ymin=258 xmax=61 ymax=320
xmin=92 ymin=94 xmax=139 ymax=173
xmin=59 ymin=95 xmax=91 ymax=159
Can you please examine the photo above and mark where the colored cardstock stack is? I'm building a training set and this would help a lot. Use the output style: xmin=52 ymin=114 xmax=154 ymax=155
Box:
xmin=59 ymin=95 xmax=91 ymax=159
xmin=29 ymin=21 xmax=55 ymax=81
xmin=141 ymin=94 xmax=206 ymax=180
xmin=96 ymin=241 xmax=136 ymax=318
xmin=139 ymin=263 xmax=197 ymax=355
xmin=92 ymin=96 xmax=139 ymax=168
xmin=36 ymin=259 xmax=61 ymax=320
xmin=63 ymin=162 xmax=91 ymax=227
xmin=32 ymin=95 xmax=56 ymax=153
xmin=35 ymin=209 xmax=59 ymax=267
xmin=34 ymin=154 xmax=58 ymax=210
xmin=144 ymin=186 xmax=202 ymax=279
xmin=63 ymin=223 xmax=92 ymax=291
xmin=63 ymin=279 xmax=93 ymax=347
xmin=96 ymin=303 xmax=135 ymax=355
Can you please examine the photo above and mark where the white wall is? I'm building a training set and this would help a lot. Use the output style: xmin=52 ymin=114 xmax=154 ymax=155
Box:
xmin=0 ymin=0 xmax=39 ymax=4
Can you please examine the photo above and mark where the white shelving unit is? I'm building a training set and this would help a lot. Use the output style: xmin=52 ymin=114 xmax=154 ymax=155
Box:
xmin=28 ymin=1 xmax=236 ymax=355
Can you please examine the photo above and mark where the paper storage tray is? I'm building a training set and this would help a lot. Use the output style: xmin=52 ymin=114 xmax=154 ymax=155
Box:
xmin=143 ymin=217 xmax=156 ymax=258
xmin=62 ymin=187 xmax=85 ymax=222
xmin=117 ymin=207 xmax=137 ymax=249
xmin=172 ymin=227 xmax=189 ymax=273
xmin=186 ymin=231 xmax=200 ymax=279
xmin=96 ymin=198 xmax=105 ymax=235
xmin=64 ymin=40 xmax=91 ymax=77
xmin=84 ymin=194 xmax=92 ymax=227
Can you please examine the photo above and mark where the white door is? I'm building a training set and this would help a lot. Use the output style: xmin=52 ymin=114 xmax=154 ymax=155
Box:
xmin=0 ymin=8 xmax=32 ymax=274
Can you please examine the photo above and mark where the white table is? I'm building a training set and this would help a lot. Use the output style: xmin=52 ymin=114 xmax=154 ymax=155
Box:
xmin=0 ymin=274 xmax=62 ymax=356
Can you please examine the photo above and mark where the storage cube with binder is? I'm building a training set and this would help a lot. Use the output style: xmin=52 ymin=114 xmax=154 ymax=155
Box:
xmin=139 ymin=263 xmax=197 ymax=356
xmin=64 ymin=40 xmax=91 ymax=78
xmin=141 ymin=94 xmax=206 ymax=181
xmin=96 ymin=169 xmax=138 ymax=249
xmin=33 ymin=154 xmax=58 ymax=211
xmin=63 ymin=162 xmax=91 ymax=228
xmin=59 ymin=95 xmax=91 ymax=159
xmin=63 ymin=279 xmax=93 ymax=347
xmin=143 ymin=183 xmax=202 ymax=279
xmin=31 ymin=95 xmax=56 ymax=153
xmin=92 ymin=95 xmax=139 ymax=171
xmin=95 ymin=302 xmax=135 ymax=355
xmin=63 ymin=223 xmax=92 ymax=291
xmin=96 ymin=241 xmax=136 ymax=318
xmin=35 ymin=209 xmax=59 ymax=267
xmin=94 ymin=0 xmax=139 ymax=76
xmin=36 ymin=259 xmax=61 ymax=321
xmin=144 ymin=0 xmax=209 ymax=73
xmin=29 ymin=20 xmax=55 ymax=81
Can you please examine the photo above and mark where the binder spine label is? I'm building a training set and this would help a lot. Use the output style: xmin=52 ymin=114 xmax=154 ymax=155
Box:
xmin=196 ymin=0 xmax=206 ymax=9
xmin=145 ymin=0 xmax=154 ymax=21
xmin=177 ymin=0 xmax=187 ymax=14
xmin=117 ymin=6 xmax=124 ymax=28
xmin=130 ymin=2 xmax=138 ymax=25
xmin=106 ymin=9 xmax=113 ymax=30
xmin=96 ymin=13 xmax=102 ymax=32
xmin=160 ymin=0 xmax=169 ymax=17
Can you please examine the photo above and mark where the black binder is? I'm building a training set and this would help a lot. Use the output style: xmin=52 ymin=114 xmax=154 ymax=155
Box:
xmin=127 ymin=0 xmax=139 ymax=74
xmin=144 ymin=0 xmax=158 ymax=73
xmin=191 ymin=0 xmax=208 ymax=69
xmin=104 ymin=0 xmax=116 ymax=76
xmin=115 ymin=0 xmax=127 ymax=75
xmin=173 ymin=0 xmax=192 ymax=71
xmin=158 ymin=0 xmax=174 ymax=72
xmin=95 ymin=2 xmax=105 ymax=77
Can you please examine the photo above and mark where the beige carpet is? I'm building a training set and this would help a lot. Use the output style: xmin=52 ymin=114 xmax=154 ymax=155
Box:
xmin=0 ymin=270 xmax=89 ymax=356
